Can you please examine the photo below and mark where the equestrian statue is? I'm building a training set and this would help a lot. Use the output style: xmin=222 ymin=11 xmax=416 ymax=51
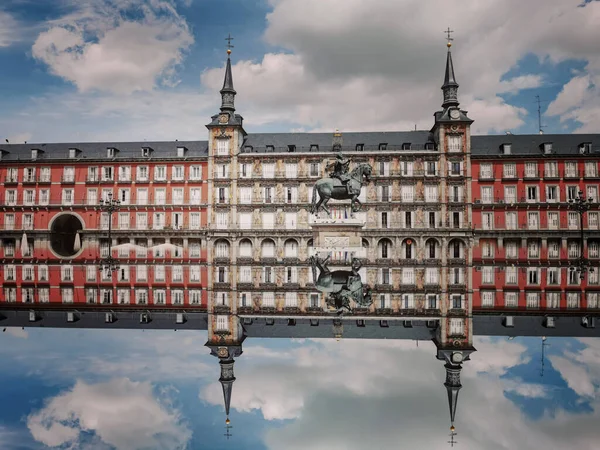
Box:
xmin=309 ymin=255 xmax=373 ymax=314
xmin=310 ymin=153 xmax=372 ymax=216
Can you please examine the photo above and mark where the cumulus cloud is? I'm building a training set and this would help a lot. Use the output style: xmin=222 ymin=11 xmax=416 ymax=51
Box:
xmin=198 ymin=0 xmax=600 ymax=134
xmin=32 ymin=0 xmax=193 ymax=94
xmin=0 ymin=10 xmax=20 ymax=47
xmin=27 ymin=378 xmax=191 ymax=450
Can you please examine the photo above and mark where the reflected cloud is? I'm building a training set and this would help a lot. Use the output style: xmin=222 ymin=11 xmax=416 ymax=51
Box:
xmin=27 ymin=378 xmax=191 ymax=450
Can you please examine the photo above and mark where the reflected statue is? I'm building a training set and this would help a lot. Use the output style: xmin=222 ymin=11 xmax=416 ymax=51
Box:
xmin=310 ymin=155 xmax=372 ymax=216
xmin=309 ymin=255 xmax=372 ymax=313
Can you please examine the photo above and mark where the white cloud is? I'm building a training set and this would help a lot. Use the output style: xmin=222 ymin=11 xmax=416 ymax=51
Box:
xmin=32 ymin=0 xmax=193 ymax=94
xmin=0 ymin=10 xmax=20 ymax=48
xmin=498 ymin=75 xmax=545 ymax=94
xmin=27 ymin=378 xmax=191 ymax=450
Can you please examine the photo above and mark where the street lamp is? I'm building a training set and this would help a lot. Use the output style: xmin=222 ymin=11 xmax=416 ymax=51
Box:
xmin=568 ymin=190 xmax=594 ymax=280
xmin=99 ymin=192 xmax=121 ymax=277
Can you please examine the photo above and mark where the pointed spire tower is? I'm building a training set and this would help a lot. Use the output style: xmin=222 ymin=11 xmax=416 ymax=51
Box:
xmin=441 ymin=36 xmax=459 ymax=109
xmin=444 ymin=362 xmax=462 ymax=432
xmin=220 ymin=44 xmax=237 ymax=114
xmin=219 ymin=357 xmax=236 ymax=424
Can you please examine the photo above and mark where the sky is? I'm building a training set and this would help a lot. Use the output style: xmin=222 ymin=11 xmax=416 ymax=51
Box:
xmin=0 ymin=0 xmax=599 ymax=144
xmin=1 ymin=328 xmax=600 ymax=449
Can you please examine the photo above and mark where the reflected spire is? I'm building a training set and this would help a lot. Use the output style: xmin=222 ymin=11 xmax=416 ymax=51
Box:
xmin=219 ymin=358 xmax=236 ymax=423
xmin=444 ymin=362 xmax=462 ymax=432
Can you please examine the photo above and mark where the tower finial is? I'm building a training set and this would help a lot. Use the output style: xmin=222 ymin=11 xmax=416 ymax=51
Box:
xmin=444 ymin=27 xmax=454 ymax=48
xmin=219 ymin=358 xmax=236 ymax=423
xmin=225 ymin=33 xmax=234 ymax=55
xmin=444 ymin=363 xmax=462 ymax=433
xmin=441 ymin=28 xmax=459 ymax=109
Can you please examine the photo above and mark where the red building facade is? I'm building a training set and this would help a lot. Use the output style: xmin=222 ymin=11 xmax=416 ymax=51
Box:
xmin=0 ymin=142 xmax=209 ymax=308
xmin=471 ymin=137 xmax=600 ymax=312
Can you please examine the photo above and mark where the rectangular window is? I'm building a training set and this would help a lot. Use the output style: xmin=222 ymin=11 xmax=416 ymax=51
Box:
xmin=239 ymin=187 xmax=252 ymax=204
xmin=524 ymin=162 xmax=538 ymax=178
xmin=285 ymin=163 xmax=297 ymax=178
xmin=136 ymin=188 xmax=148 ymax=205
xmin=546 ymin=186 xmax=557 ymax=203
xmin=216 ymin=139 xmax=230 ymax=156
xmin=547 ymin=267 xmax=559 ymax=285
xmin=310 ymin=162 xmax=320 ymax=177
xmin=447 ymin=135 xmax=462 ymax=152
xmin=587 ymin=292 xmax=598 ymax=309
xmin=263 ymin=186 xmax=272 ymax=203
xmin=528 ymin=212 xmax=539 ymax=230
xmin=526 ymin=292 xmax=540 ymax=309
xmin=482 ymin=266 xmax=494 ymax=284
xmin=62 ymin=189 xmax=74 ymax=205
xmin=547 ymin=292 xmax=560 ymax=309
xmin=39 ymin=189 xmax=49 ymax=205
xmin=425 ymin=185 xmax=438 ymax=202
xmin=481 ymin=291 xmax=495 ymax=308
xmin=527 ymin=186 xmax=538 ymax=202
xmin=402 ymin=268 xmax=415 ymax=285
xmin=505 ymin=266 xmax=517 ymax=284
xmin=567 ymin=292 xmax=580 ymax=309
xmin=154 ymin=290 xmax=165 ymax=305
xmin=262 ymin=212 xmax=274 ymax=229
xmin=449 ymin=319 xmax=464 ymax=336
xmin=154 ymin=166 xmax=167 ymax=181
xmin=4 ymin=214 xmax=14 ymax=230
xmin=544 ymin=161 xmax=559 ymax=178
xmin=401 ymin=185 xmax=414 ymax=203
xmin=154 ymin=188 xmax=166 ymax=205
xmin=548 ymin=240 xmax=560 ymax=258
xmin=505 ymin=212 xmax=517 ymax=230
xmin=136 ymin=213 xmax=147 ymax=230
xmin=482 ymin=212 xmax=494 ymax=230
xmin=262 ymin=163 xmax=275 ymax=178
xmin=504 ymin=186 xmax=516 ymax=203
xmin=153 ymin=212 xmax=165 ymax=230
xmin=587 ymin=186 xmax=598 ymax=203
xmin=172 ymin=188 xmax=184 ymax=205
xmin=585 ymin=161 xmax=598 ymax=178
xmin=216 ymin=212 xmax=228 ymax=228
xmin=568 ymin=211 xmax=579 ymax=230
xmin=505 ymin=292 xmax=518 ymax=308
xmin=548 ymin=212 xmax=559 ymax=230
xmin=190 ymin=165 xmax=202 ymax=180
xmin=479 ymin=163 xmax=493 ymax=179
xmin=136 ymin=166 xmax=149 ymax=181
xmin=527 ymin=268 xmax=539 ymax=285
xmin=172 ymin=165 xmax=184 ymax=181
xmin=503 ymin=163 xmax=516 ymax=179
xmin=118 ymin=166 xmax=131 ymax=182
xmin=118 ymin=212 xmax=129 ymax=230
xmin=565 ymin=161 xmax=578 ymax=178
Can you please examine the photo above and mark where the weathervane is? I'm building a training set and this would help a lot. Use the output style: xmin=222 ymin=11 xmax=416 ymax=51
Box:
xmin=225 ymin=33 xmax=234 ymax=54
xmin=224 ymin=422 xmax=233 ymax=440
xmin=448 ymin=427 xmax=458 ymax=447
xmin=444 ymin=27 xmax=454 ymax=47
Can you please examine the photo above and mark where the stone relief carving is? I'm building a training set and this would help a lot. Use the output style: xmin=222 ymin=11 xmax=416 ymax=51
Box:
xmin=299 ymin=184 xmax=308 ymax=203
xmin=253 ymin=159 xmax=262 ymax=176
xmin=298 ymin=209 xmax=308 ymax=227
xmin=276 ymin=184 xmax=284 ymax=202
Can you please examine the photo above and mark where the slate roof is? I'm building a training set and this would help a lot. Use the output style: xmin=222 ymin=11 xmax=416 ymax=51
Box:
xmin=241 ymin=130 xmax=435 ymax=153
xmin=0 ymin=140 xmax=208 ymax=162
xmin=1 ymin=132 xmax=600 ymax=161
xmin=471 ymin=134 xmax=600 ymax=157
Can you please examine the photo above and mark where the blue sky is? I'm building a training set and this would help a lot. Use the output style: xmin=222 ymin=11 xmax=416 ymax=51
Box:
xmin=1 ymin=328 xmax=600 ymax=449
xmin=0 ymin=0 xmax=599 ymax=144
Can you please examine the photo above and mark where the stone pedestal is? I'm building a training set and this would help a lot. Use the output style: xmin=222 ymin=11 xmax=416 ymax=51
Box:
xmin=309 ymin=216 xmax=366 ymax=260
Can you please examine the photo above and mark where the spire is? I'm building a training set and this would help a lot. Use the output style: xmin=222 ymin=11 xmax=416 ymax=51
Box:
xmin=220 ymin=34 xmax=236 ymax=114
xmin=219 ymin=358 xmax=236 ymax=423
xmin=441 ymin=28 xmax=459 ymax=109
xmin=444 ymin=363 xmax=462 ymax=429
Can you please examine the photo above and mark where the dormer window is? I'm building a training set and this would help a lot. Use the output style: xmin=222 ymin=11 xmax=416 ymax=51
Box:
xmin=425 ymin=142 xmax=435 ymax=150
xmin=310 ymin=144 xmax=319 ymax=152
xmin=542 ymin=142 xmax=553 ymax=154
xmin=266 ymin=145 xmax=274 ymax=152
xmin=402 ymin=143 xmax=411 ymax=150
xmin=501 ymin=143 xmax=512 ymax=155
xmin=0 ymin=150 xmax=5 ymax=161
xmin=68 ymin=148 xmax=79 ymax=159
xmin=379 ymin=143 xmax=387 ymax=151
xmin=177 ymin=146 xmax=187 ymax=157
xmin=288 ymin=145 xmax=296 ymax=153
xmin=356 ymin=144 xmax=364 ymax=151
xmin=580 ymin=142 xmax=592 ymax=154
xmin=244 ymin=145 xmax=253 ymax=152
xmin=107 ymin=147 xmax=117 ymax=158
xmin=141 ymin=147 xmax=152 ymax=157
xmin=31 ymin=149 xmax=39 ymax=160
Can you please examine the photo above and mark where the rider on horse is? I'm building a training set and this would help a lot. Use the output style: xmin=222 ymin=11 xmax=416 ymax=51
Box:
xmin=328 ymin=153 xmax=352 ymax=195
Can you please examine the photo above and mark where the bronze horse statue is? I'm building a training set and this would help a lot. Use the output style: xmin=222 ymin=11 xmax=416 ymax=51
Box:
xmin=309 ymin=255 xmax=373 ymax=314
xmin=310 ymin=163 xmax=372 ymax=216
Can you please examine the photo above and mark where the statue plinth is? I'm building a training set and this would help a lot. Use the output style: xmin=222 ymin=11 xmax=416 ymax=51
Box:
xmin=310 ymin=215 xmax=365 ymax=261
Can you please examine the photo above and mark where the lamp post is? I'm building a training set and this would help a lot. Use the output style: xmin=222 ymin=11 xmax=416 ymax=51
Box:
xmin=568 ymin=190 xmax=594 ymax=280
xmin=99 ymin=192 xmax=121 ymax=277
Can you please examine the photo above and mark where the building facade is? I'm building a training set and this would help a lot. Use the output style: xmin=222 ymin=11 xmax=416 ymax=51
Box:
xmin=0 ymin=41 xmax=598 ymax=320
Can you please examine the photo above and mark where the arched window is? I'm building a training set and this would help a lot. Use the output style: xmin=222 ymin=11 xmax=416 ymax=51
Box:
xmin=262 ymin=239 xmax=276 ymax=258
xmin=239 ymin=239 xmax=252 ymax=258
xmin=284 ymin=239 xmax=298 ymax=258
xmin=215 ymin=240 xmax=230 ymax=258
xmin=404 ymin=240 xmax=413 ymax=259
xmin=379 ymin=239 xmax=392 ymax=259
